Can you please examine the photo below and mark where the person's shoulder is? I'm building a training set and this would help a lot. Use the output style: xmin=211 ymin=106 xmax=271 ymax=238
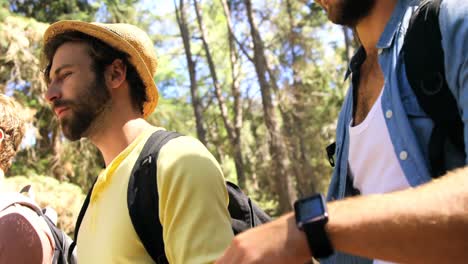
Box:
xmin=0 ymin=194 xmax=55 ymax=264
xmin=439 ymin=0 xmax=468 ymax=28
xmin=157 ymin=134 xmax=220 ymax=168
xmin=143 ymin=128 xmax=206 ymax=153
xmin=438 ymin=0 xmax=468 ymax=66
xmin=440 ymin=0 xmax=467 ymax=11
xmin=156 ymin=134 xmax=225 ymax=188
xmin=162 ymin=134 xmax=210 ymax=155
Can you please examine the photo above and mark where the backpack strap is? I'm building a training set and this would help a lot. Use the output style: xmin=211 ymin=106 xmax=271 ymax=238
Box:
xmin=68 ymin=177 xmax=97 ymax=262
xmin=226 ymin=181 xmax=253 ymax=233
xmin=403 ymin=0 xmax=465 ymax=177
xmin=127 ymin=130 xmax=182 ymax=264
xmin=43 ymin=213 xmax=76 ymax=264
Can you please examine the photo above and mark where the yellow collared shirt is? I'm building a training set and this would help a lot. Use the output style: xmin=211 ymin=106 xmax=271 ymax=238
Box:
xmin=77 ymin=127 xmax=233 ymax=263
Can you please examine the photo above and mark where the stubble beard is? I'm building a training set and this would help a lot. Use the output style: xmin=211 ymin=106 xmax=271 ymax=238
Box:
xmin=58 ymin=75 xmax=111 ymax=141
xmin=328 ymin=0 xmax=376 ymax=27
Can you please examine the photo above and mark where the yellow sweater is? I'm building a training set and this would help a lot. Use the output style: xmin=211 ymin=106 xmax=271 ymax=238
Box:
xmin=77 ymin=127 xmax=234 ymax=263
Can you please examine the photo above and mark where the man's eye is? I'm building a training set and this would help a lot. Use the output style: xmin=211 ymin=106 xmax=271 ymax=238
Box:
xmin=63 ymin=72 xmax=72 ymax=78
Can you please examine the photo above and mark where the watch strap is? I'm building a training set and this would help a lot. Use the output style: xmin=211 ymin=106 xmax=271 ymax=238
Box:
xmin=303 ymin=219 xmax=334 ymax=258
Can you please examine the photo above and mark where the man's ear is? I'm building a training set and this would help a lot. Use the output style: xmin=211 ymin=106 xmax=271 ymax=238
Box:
xmin=105 ymin=59 xmax=127 ymax=89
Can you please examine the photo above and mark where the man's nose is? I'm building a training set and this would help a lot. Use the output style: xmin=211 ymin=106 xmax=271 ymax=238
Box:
xmin=45 ymin=83 xmax=61 ymax=103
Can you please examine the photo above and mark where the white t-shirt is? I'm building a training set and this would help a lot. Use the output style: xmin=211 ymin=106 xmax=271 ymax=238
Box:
xmin=348 ymin=90 xmax=411 ymax=264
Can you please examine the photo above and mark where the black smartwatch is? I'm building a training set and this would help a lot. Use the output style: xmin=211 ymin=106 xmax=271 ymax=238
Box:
xmin=294 ymin=194 xmax=334 ymax=258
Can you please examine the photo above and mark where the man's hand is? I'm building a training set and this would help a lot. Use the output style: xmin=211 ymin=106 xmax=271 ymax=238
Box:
xmin=215 ymin=213 xmax=312 ymax=264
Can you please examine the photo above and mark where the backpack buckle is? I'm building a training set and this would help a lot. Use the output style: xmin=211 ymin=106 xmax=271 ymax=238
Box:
xmin=140 ymin=155 xmax=153 ymax=167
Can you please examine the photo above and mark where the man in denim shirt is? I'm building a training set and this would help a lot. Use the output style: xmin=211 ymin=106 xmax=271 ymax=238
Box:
xmin=216 ymin=0 xmax=468 ymax=263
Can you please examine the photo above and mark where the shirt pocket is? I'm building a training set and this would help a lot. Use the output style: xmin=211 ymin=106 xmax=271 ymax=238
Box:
xmin=398 ymin=60 xmax=430 ymax=118
xmin=401 ymin=95 xmax=428 ymax=118
xmin=401 ymin=91 xmax=433 ymax=161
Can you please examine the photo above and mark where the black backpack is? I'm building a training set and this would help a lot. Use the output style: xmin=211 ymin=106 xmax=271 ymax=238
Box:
xmin=43 ymin=213 xmax=77 ymax=264
xmin=327 ymin=0 xmax=466 ymax=178
xmin=70 ymin=130 xmax=271 ymax=263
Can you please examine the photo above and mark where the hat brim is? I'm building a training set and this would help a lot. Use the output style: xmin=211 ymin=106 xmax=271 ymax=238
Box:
xmin=43 ymin=20 xmax=158 ymax=118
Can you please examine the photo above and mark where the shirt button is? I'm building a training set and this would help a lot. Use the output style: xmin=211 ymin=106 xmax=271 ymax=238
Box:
xmin=399 ymin=151 xmax=408 ymax=160
xmin=378 ymin=48 xmax=383 ymax=55
xmin=385 ymin=110 xmax=393 ymax=119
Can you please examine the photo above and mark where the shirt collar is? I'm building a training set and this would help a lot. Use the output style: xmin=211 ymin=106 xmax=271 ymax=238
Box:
xmin=377 ymin=0 xmax=417 ymax=49
xmin=344 ymin=0 xmax=418 ymax=80
xmin=345 ymin=46 xmax=366 ymax=80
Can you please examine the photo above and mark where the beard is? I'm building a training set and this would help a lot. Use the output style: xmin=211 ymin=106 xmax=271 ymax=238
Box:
xmin=54 ymin=75 xmax=111 ymax=141
xmin=327 ymin=0 xmax=376 ymax=27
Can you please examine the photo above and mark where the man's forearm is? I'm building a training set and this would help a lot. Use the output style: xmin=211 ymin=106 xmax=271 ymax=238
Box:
xmin=327 ymin=167 xmax=468 ymax=263
xmin=215 ymin=167 xmax=468 ymax=264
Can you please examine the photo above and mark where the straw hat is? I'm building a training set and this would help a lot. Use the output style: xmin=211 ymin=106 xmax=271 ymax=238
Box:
xmin=43 ymin=21 xmax=159 ymax=118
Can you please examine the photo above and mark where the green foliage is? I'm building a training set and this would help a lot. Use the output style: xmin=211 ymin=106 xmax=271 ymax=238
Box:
xmin=9 ymin=149 xmax=52 ymax=177
xmin=2 ymin=0 xmax=352 ymax=215
xmin=8 ymin=0 xmax=98 ymax=23
xmin=252 ymin=193 xmax=279 ymax=218
xmin=60 ymin=140 xmax=105 ymax=191
xmin=0 ymin=12 xmax=48 ymax=94
xmin=100 ymin=0 xmax=138 ymax=23
xmin=150 ymin=97 xmax=197 ymax=136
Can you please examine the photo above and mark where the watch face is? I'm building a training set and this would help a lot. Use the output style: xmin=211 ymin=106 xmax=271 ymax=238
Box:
xmin=294 ymin=194 xmax=326 ymax=226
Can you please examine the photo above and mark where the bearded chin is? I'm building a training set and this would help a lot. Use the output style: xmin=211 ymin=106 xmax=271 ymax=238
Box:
xmin=60 ymin=111 xmax=95 ymax=141
xmin=330 ymin=0 xmax=375 ymax=27
xmin=59 ymin=75 xmax=111 ymax=141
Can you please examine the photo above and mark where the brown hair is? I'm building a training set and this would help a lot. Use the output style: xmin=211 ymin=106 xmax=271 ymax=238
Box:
xmin=0 ymin=95 xmax=26 ymax=172
xmin=42 ymin=31 xmax=147 ymax=114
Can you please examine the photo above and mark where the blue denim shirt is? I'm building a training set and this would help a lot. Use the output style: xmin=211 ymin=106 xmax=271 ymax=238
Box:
xmin=322 ymin=0 xmax=468 ymax=263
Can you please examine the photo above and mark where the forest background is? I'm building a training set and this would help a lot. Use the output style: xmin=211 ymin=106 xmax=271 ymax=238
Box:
xmin=0 ymin=0 xmax=356 ymax=235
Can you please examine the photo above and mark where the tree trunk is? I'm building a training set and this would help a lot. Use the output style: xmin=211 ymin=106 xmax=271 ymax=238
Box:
xmin=193 ymin=0 xmax=247 ymax=191
xmin=285 ymin=0 xmax=316 ymax=196
xmin=174 ymin=0 xmax=207 ymax=145
xmin=243 ymin=0 xmax=296 ymax=213
xmin=228 ymin=29 xmax=247 ymax=193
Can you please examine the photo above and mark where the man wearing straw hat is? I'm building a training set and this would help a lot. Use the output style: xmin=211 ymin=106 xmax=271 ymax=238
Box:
xmin=42 ymin=21 xmax=234 ymax=263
